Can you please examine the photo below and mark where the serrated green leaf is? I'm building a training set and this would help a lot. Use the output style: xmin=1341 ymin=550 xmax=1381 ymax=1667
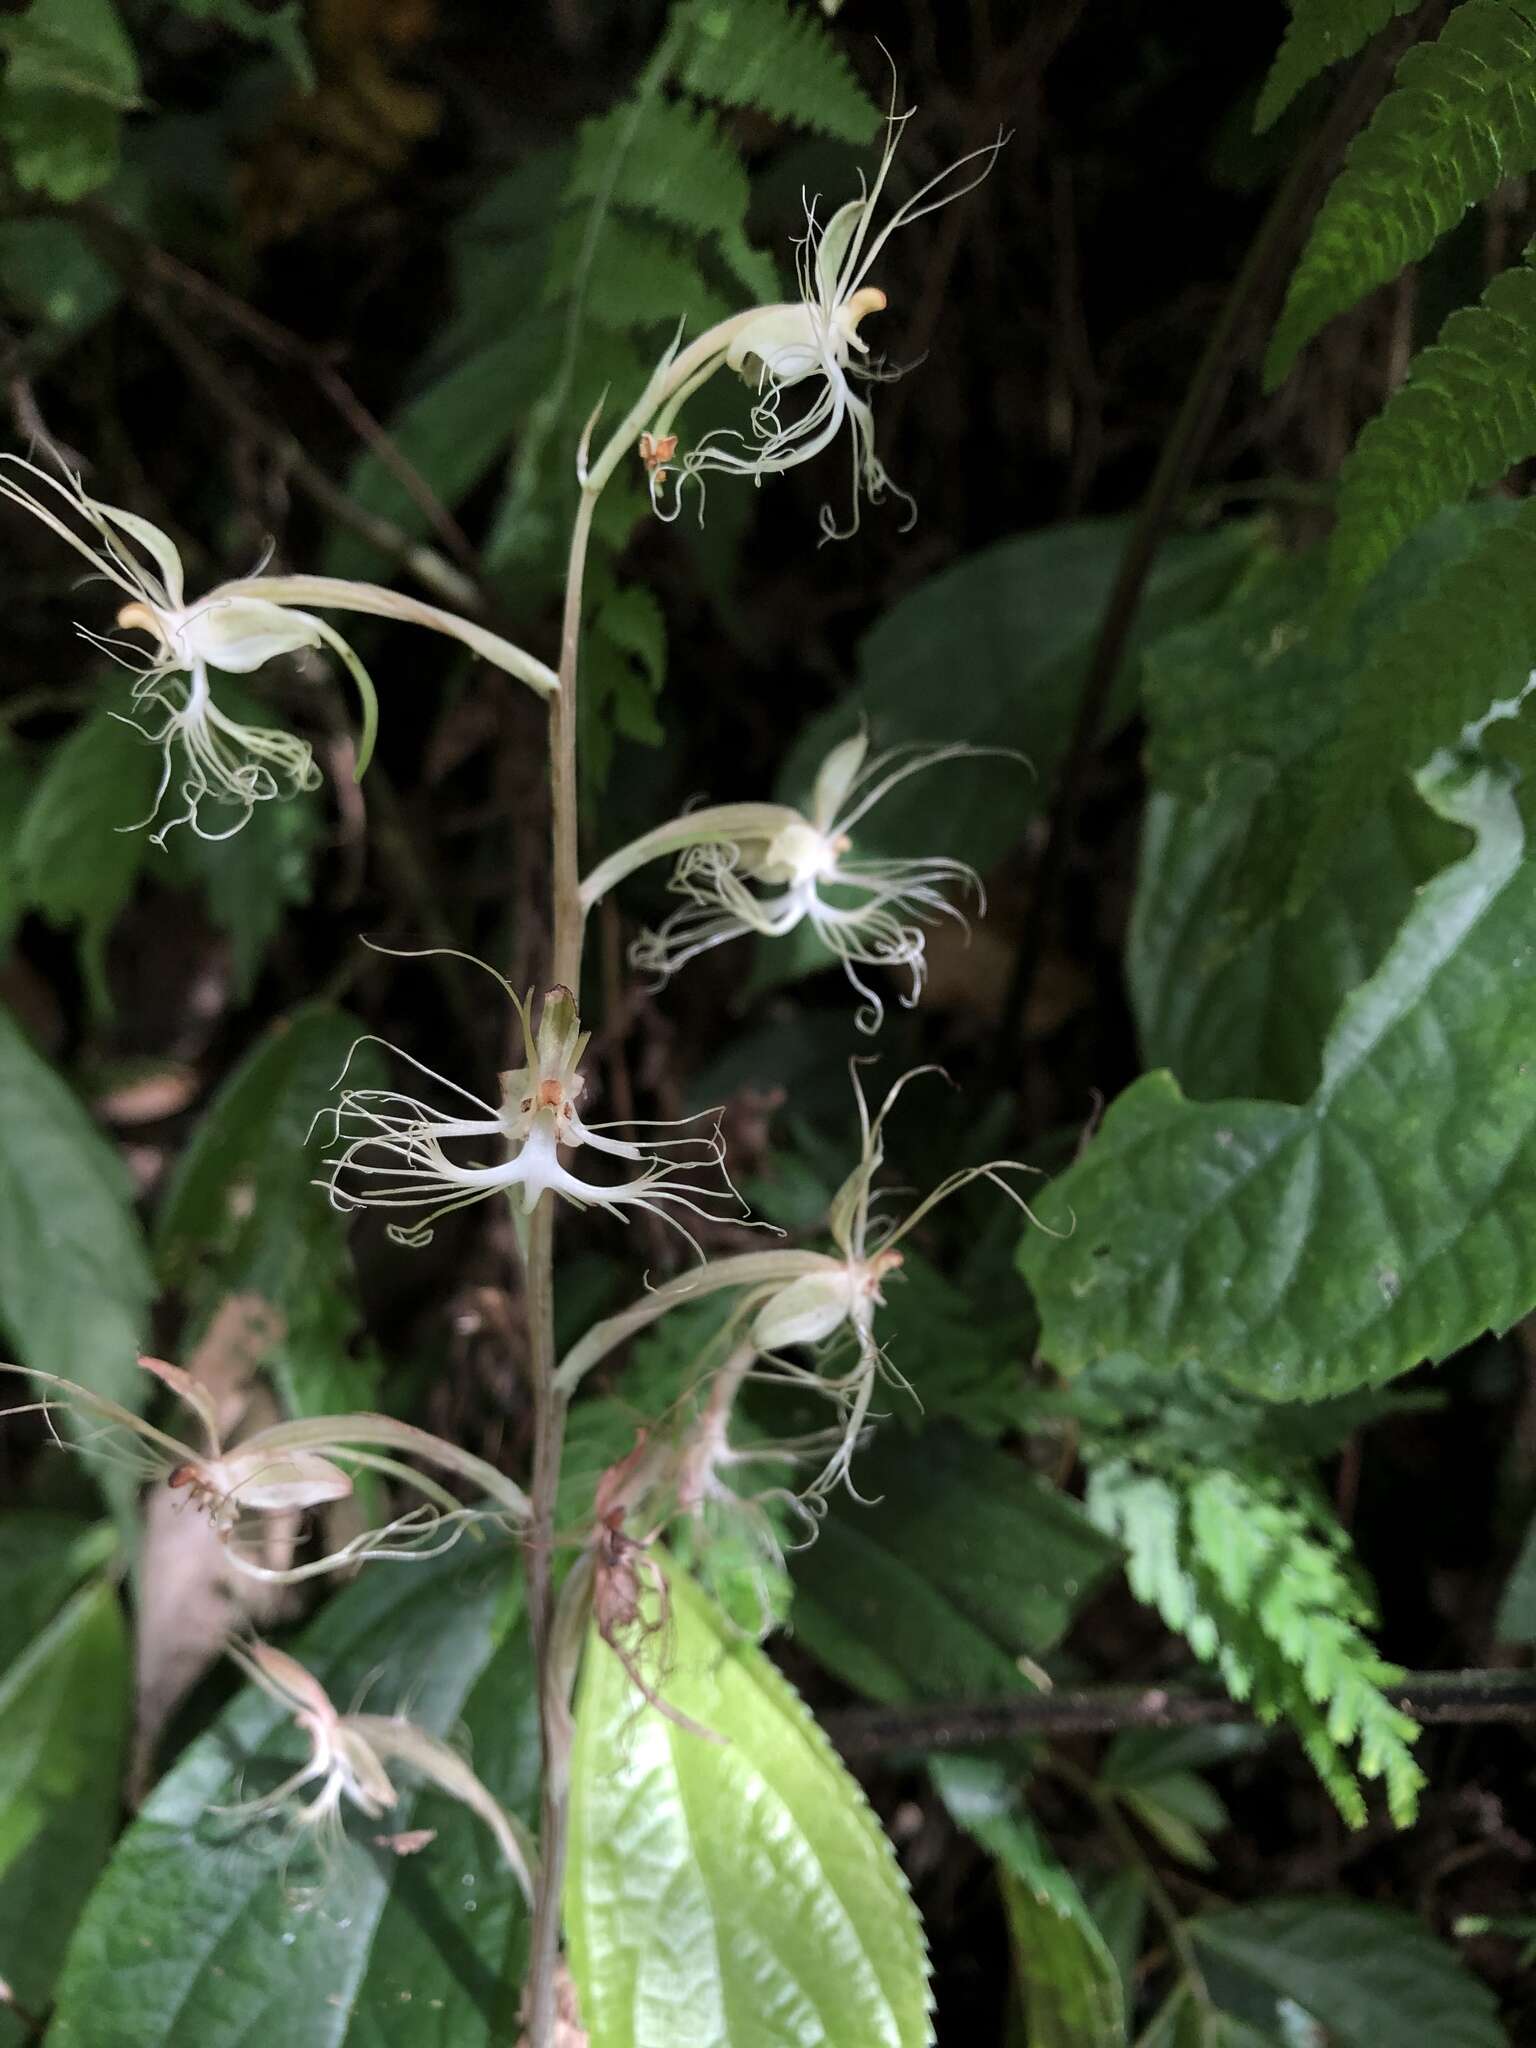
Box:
xmin=0 ymin=1581 xmax=128 ymax=2033
xmin=790 ymin=1426 xmax=1118 ymax=1704
xmin=1330 ymin=253 xmax=1536 ymax=604
xmin=1255 ymin=0 xmax=1419 ymax=132
xmin=679 ymin=0 xmax=879 ymax=144
xmin=1024 ymin=759 xmax=1536 ymax=1402
xmin=0 ymin=0 xmax=140 ymax=201
xmin=48 ymin=1542 xmax=534 ymax=2048
xmin=156 ymin=1005 xmax=384 ymax=1417
xmin=1130 ymin=780 xmax=1460 ymax=1103
xmin=777 ymin=519 xmax=1256 ymax=880
xmin=0 ymin=1515 xmax=115 ymax=1678
xmin=0 ymin=1002 xmax=152 ymax=1419
xmin=14 ymin=706 xmax=159 ymax=1012
xmin=1191 ymin=1902 xmax=1507 ymax=2048
xmin=933 ymin=1754 xmax=1125 ymax=2048
xmin=1266 ymin=0 xmax=1536 ymax=384
xmin=567 ymin=1559 xmax=932 ymax=2048
xmin=546 ymin=208 xmax=733 ymax=336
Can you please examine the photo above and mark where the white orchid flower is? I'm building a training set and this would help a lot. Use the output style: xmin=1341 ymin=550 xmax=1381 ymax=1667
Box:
xmin=3 ymin=1354 xmax=529 ymax=1583
xmin=223 ymin=1639 xmax=535 ymax=1901
xmin=0 ymin=456 xmax=557 ymax=842
xmin=555 ymin=1064 xmax=1051 ymax=1496
xmin=624 ymin=109 xmax=1003 ymax=540
xmin=581 ymin=731 xmax=1010 ymax=1030
xmin=317 ymin=959 xmax=750 ymax=1251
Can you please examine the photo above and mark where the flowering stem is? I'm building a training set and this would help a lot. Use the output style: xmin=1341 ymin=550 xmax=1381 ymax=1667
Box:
xmin=518 ymin=476 xmax=600 ymax=2048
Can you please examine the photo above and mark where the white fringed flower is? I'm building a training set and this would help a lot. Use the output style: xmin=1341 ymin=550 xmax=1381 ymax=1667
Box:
xmin=2 ymin=1354 xmax=528 ymax=1583
xmin=0 ymin=456 xmax=557 ymax=842
xmin=555 ymin=1064 xmax=1051 ymax=1497
xmin=630 ymin=108 xmax=1003 ymax=540
xmin=223 ymin=1639 xmax=535 ymax=1899
xmin=582 ymin=730 xmax=1005 ymax=1030
xmin=318 ymin=968 xmax=748 ymax=1250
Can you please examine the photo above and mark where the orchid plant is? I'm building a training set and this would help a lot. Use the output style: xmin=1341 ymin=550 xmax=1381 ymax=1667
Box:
xmin=2 ymin=94 xmax=1006 ymax=2048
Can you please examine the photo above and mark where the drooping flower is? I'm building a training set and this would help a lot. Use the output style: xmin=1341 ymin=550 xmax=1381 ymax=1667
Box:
xmin=223 ymin=1638 xmax=535 ymax=1899
xmin=3 ymin=1354 xmax=528 ymax=1582
xmin=0 ymin=456 xmax=557 ymax=842
xmin=317 ymin=963 xmax=750 ymax=1250
xmin=581 ymin=730 xmax=1010 ymax=1030
xmin=624 ymin=108 xmax=1004 ymax=540
xmin=554 ymin=1064 xmax=1051 ymax=1496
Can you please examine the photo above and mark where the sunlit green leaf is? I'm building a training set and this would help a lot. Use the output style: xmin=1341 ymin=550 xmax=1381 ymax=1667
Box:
xmin=567 ymin=1560 xmax=932 ymax=2048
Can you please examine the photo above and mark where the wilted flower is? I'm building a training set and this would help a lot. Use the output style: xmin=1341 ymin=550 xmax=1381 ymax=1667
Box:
xmin=628 ymin=108 xmax=1004 ymax=539
xmin=318 ymin=965 xmax=749 ymax=1250
xmin=3 ymin=1354 xmax=528 ymax=1582
xmin=223 ymin=1638 xmax=535 ymax=1899
xmin=581 ymin=730 xmax=1009 ymax=1030
xmin=0 ymin=456 xmax=557 ymax=841
xmin=555 ymin=1065 xmax=1050 ymax=1495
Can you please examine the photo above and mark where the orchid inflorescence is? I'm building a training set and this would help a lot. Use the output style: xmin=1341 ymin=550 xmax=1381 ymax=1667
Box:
xmin=0 ymin=80 xmax=1020 ymax=1939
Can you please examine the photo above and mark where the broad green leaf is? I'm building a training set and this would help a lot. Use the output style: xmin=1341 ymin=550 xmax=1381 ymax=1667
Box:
xmin=791 ymin=1426 xmax=1118 ymax=1704
xmin=0 ymin=1581 xmax=128 ymax=2036
xmin=13 ymin=707 xmax=159 ymax=1012
xmin=0 ymin=1003 xmax=152 ymax=1416
xmin=933 ymin=1755 xmax=1124 ymax=2048
xmin=0 ymin=744 xmax=33 ymax=957
xmin=1022 ymin=760 xmax=1536 ymax=1400
xmin=48 ymin=1542 xmax=535 ymax=2048
xmin=156 ymin=1005 xmax=385 ymax=1417
xmin=1191 ymin=1901 xmax=1507 ymax=2048
xmin=1129 ymin=781 xmax=1459 ymax=1103
xmin=567 ymin=1561 xmax=932 ymax=2048
xmin=779 ymin=520 xmax=1257 ymax=878
xmin=0 ymin=1515 xmax=115 ymax=1677
xmin=0 ymin=0 xmax=140 ymax=201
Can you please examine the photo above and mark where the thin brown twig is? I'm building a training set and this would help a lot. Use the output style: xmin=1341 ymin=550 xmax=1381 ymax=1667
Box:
xmin=823 ymin=1668 xmax=1536 ymax=1762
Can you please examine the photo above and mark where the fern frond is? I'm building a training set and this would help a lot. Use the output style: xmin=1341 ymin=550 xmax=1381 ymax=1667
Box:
xmin=1266 ymin=0 xmax=1536 ymax=387
xmin=1291 ymin=501 xmax=1533 ymax=910
xmin=569 ymin=96 xmax=776 ymax=298
xmin=1255 ymin=0 xmax=1418 ymax=134
xmin=544 ymin=211 xmax=734 ymax=335
xmin=678 ymin=0 xmax=879 ymax=144
xmin=1330 ymin=252 xmax=1536 ymax=602
xmin=1087 ymin=1456 xmax=1424 ymax=1828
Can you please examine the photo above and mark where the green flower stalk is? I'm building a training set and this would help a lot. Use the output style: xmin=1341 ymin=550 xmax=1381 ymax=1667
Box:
xmin=0 ymin=456 xmax=557 ymax=841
